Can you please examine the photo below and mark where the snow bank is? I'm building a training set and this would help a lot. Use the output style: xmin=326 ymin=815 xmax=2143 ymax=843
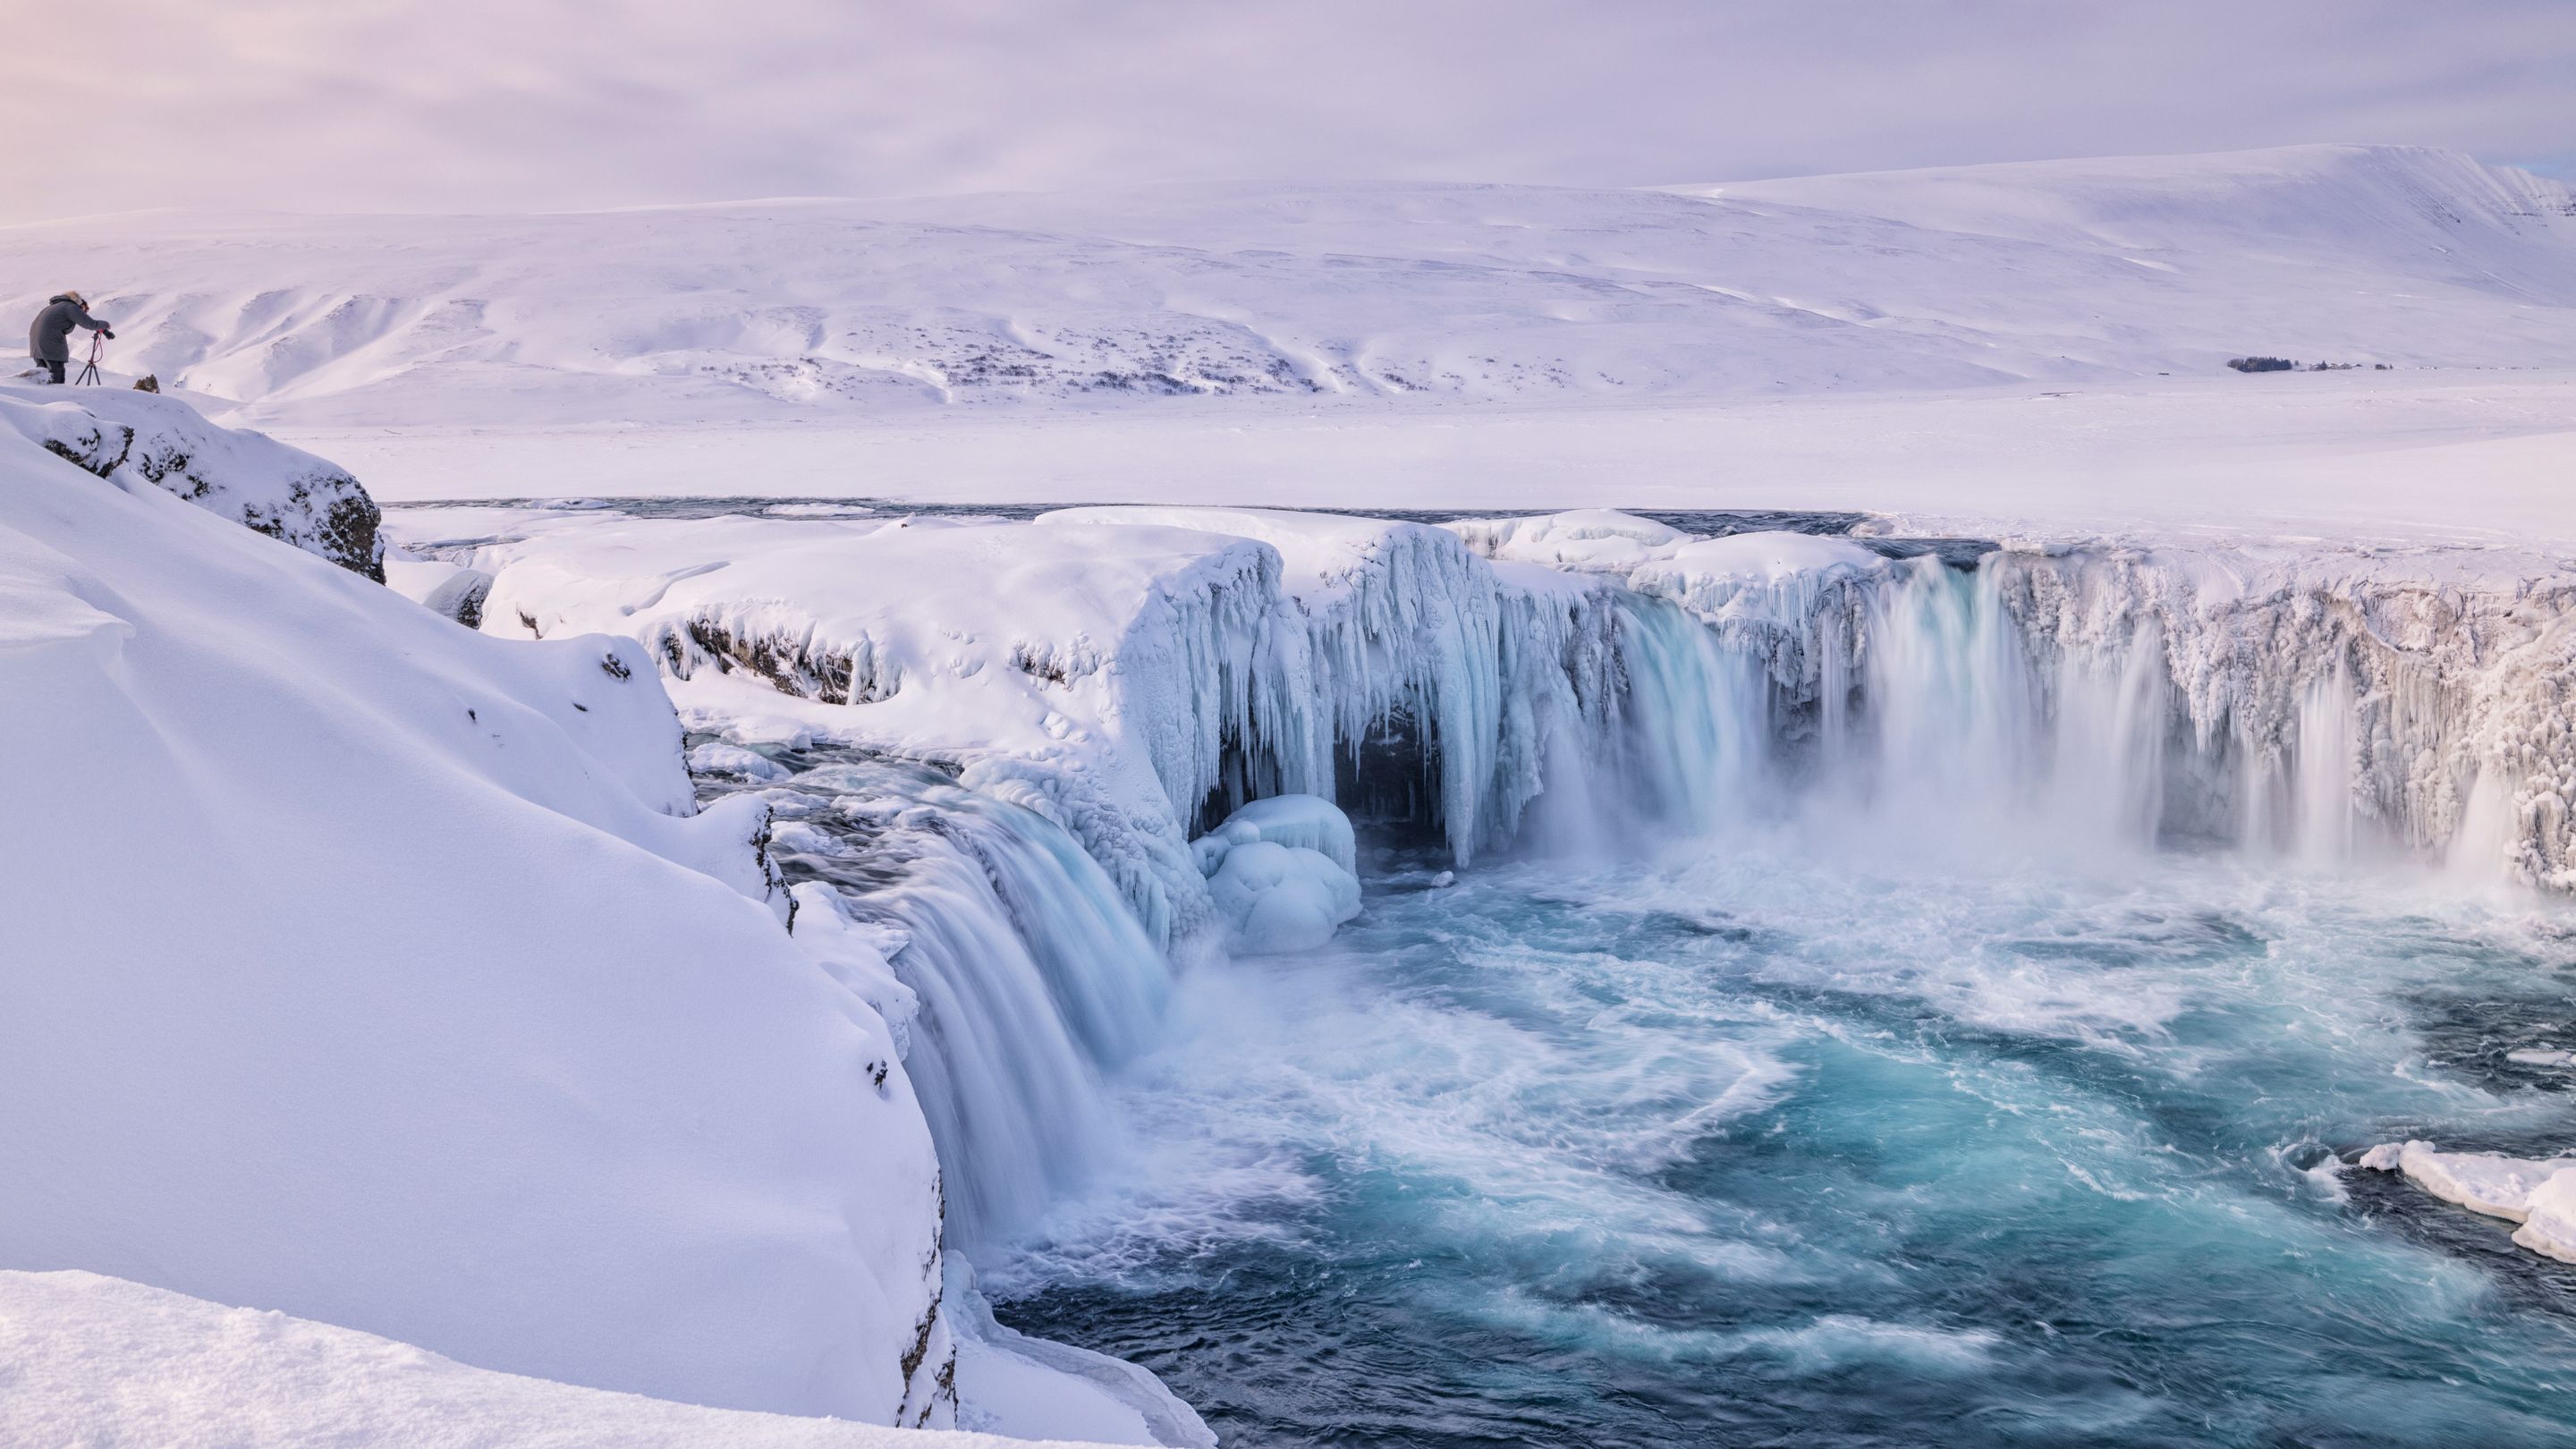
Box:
xmin=1445 ymin=508 xmax=1693 ymax=572
xmin=0 ymin=1270 xmax=1119 ymax=1449
xmin=947 ymin=1267 xmax=1217 ymax=1448
xmin=0 ymin=419 xmax=953 ymax=1421
xmin=2356 ymin=1142 xmax=2576 ymax=1264
xmin=0 ymin=380 xmax=383 ymax=577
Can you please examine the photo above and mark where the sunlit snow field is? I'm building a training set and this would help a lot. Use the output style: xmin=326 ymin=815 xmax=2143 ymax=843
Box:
xmin=992 ymin=840 xmax=2576 ymax=1447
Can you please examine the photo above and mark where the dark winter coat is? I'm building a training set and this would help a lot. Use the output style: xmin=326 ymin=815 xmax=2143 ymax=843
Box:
xmin=29 ymin=294 xmax=107 ymax=363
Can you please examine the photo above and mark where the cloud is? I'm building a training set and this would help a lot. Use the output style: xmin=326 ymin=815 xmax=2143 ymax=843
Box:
xmin=6 ymin=0 xmax=2570 ymax=222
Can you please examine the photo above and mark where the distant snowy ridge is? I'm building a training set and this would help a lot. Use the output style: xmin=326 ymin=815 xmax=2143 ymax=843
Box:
xmin=8 ymin=144 xmax=2570 ymax=429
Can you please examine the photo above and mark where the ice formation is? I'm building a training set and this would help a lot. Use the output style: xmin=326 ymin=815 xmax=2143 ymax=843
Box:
xmin=2357 ymin=1142 xmax=2576 ymax=1264
xmin=1191 ymin=797 xmax=1366 ymax=956
xmin=0 ymin=382 xmax=383 ymax=577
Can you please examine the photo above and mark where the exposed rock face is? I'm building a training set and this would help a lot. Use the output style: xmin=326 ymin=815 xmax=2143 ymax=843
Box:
xmin=0 ymin=385 xmax=385 ymax=580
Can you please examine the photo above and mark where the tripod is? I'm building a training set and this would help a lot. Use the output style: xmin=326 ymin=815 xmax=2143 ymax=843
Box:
xmin=72 ymin=331 xmax=103 ymax=386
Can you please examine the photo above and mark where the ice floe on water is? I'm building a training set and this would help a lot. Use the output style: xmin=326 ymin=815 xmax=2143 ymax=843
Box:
xmin=2359 ymin=1141 xmax=2576 ymax=1264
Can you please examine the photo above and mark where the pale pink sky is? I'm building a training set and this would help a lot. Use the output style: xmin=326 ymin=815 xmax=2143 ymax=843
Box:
xmin=7 ymin=1 xmax=2570 ymax=223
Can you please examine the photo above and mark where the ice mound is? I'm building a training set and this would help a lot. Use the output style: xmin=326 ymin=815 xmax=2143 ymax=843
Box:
xmin=0 ymin=383 xmax=383 ymax=578
xmin=1191 ymin=792 xmax=1358 ymax=876
xmin=2356 ymin=1140 xmax=2576 ymax=1264
xmin=1193 ymin=797 xmax=1363 ymax=956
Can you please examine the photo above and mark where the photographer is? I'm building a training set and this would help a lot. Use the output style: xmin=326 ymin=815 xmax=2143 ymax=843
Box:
xmin=27 ymin=291 xmax=112 ymax=385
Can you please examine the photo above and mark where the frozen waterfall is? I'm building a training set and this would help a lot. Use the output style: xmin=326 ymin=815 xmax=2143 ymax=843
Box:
xmin=694 ymin=750 xmax=1173 ymax=1250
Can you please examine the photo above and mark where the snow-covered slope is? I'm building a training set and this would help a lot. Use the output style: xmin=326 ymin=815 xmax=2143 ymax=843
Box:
xmin=0 ymin=1270 xmax=1123 ymax=1449
xmin=10 ymin=145 xmax=2568 ymax=429
xmin=1699 ymin=144 xmax=2575 ymax=294
xmin=0 ymin=413 xmax=956 ymax=1422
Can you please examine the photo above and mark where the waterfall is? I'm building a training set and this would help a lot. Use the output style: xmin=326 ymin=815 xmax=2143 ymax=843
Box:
xmin=697 ymin=750 xmax=1172 ymax=1250
xmin=654 ymin=527 xmax=2567 ymax=1275
xmin=1605 ymin=592 xmax=1770 ymax=834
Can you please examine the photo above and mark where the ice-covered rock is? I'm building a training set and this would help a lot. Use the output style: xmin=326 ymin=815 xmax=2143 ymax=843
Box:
xmin=1204 ymin=841 xmax=1363 ymax=955
xmin=0 ymin=424 xmax=954 ymax=1422
xmin=689 ymin=738 xmax=794 ymax=782
xmin=1041 ymin=506 xmax=1631 ymax=863
xmin=2511 ymin=1171 xmax=2576 ymax=1264
xmin=386 ymin=551 xmax=494 ymax=626
xmin=1191 ymin=794 xmax=1366 ymax=954
xmin=0 ymin=383 xmax=383 ymax=578
xmin=1191 ymin=792 xmax=1358 ymax=876
xmin=1979 ymin=542 xmax=2576 ymax=886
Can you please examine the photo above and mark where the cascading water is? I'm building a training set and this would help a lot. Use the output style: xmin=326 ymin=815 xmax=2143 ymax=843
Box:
xmin=692 ymin=747 xmax=1172 ymax=1250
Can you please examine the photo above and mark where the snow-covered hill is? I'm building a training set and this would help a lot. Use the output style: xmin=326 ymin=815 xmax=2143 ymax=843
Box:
xmin=5 ymin=144 xmax=2567 ymax=430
